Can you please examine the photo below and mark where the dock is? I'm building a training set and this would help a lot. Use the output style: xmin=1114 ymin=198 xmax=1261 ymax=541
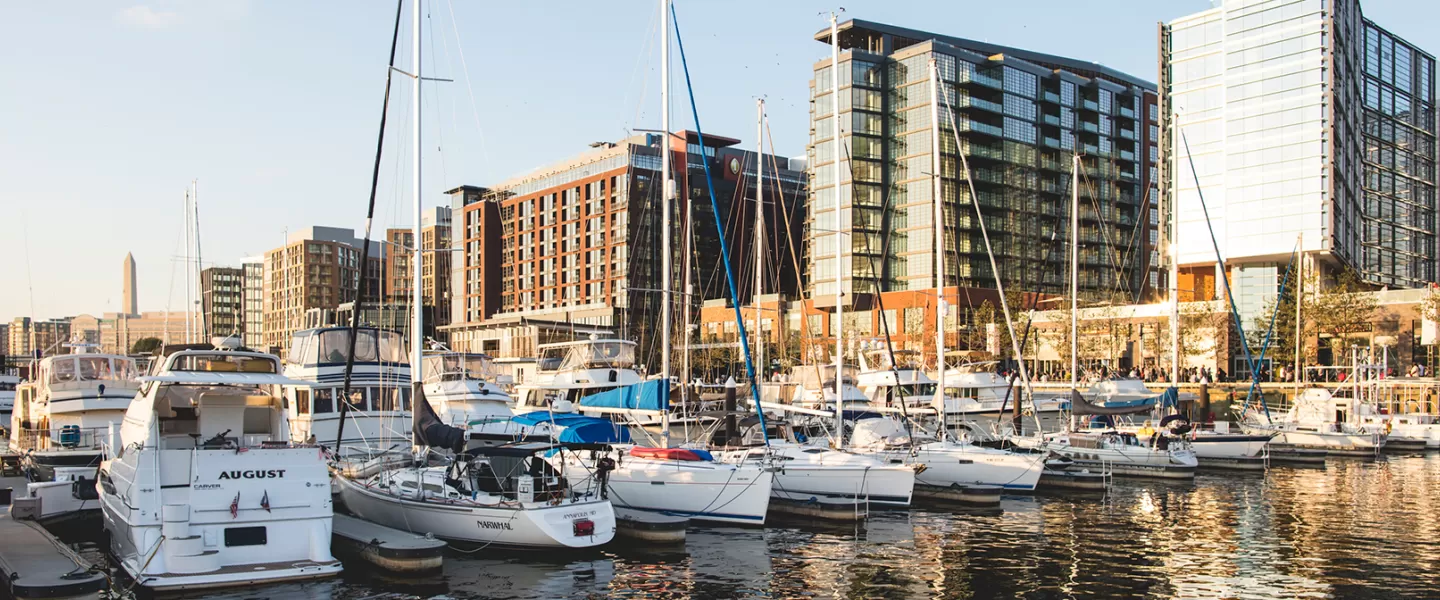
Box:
xmin=912 ymin=484 xmax=1003 ymax=507
xmin=0 ymin=476 xmax=107 ymax=600
xmin=332 ymin=513 xmax=446 ymax=575
xmin=1196 ymin=456 xmax=1269 ymax=471
xmin=614 ymin=508 xmax=688 ymax=543
xmin=1268 ymin=445 xmax=1329 ymax=465
xmin=1037 ymin=468 xmax=1110 ymax=492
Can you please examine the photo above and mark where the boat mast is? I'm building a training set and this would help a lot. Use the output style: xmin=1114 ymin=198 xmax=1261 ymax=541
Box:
xmin=184 ymin=188 xmax=193 ymax=344
xmin=409 ymin=0 xmax=422 ymax=441
xmin=1294 ymin=232 xmax=1303 ymax=394
xmin=659 ymin=0 xmax=672 ymax=448
xmin=829 ymin=11 xmax=844 ymax=448
xmin=1070 ymin=153 xmax=1079 ymax=396
xmin=194 ymin=179 xmax=207 ymax=341
xmin=1168 ymin=163 xmax=1179 ymax=386
xmin=755 ymin=98 xmax=765 ymax=384
xmin=929 ymin=58 xmax=945 ymax=401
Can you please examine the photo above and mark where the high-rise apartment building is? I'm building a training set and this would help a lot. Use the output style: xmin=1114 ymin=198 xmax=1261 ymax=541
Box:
xmin=262 ymin=227 xmax=384 ymax=352
xmin=1162 ymin=0 xmax=1436 ymax=317
xmin=8 ymin=317 xmax=72 ymax=358
xmin=809 ymin=20 xmax=1160 ymax=310
xmin=444 ymin=133 xmax=806 ymax=362
xmin=200 ymin=266 xmax=245 ymax=341
xmin=384 ymin=206 xmax=452 ymax=337
xmin=242 ymin=256 xmax=264 ymax=350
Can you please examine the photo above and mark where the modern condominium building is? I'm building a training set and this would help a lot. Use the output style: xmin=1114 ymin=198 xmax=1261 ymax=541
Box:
xmin=809 ymin=19 xmax=1161 ymax=309
xmin=1162 ymin=0 xmax=1436 ymax=317
xmin=242 ymin=256 xmax=264 ymax=350
xmin=261 ymin=227 xmax=385 ymax=353
xmin=384 ymin=206 xmax=453 ymax=338
xmin=200 ymin=266 xmax=245 ymax=341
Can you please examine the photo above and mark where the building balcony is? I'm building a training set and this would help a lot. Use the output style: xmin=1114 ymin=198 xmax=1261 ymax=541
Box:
xmin=1118 ymin=106 xmax=1137 ymax=119
xmin=1119 ymin=149 xmax=1136 ymax=161
xmin=1119 ymin=128 xmax=1137 ymax=141
xmin=958 ymin=70 xmax=1003 ymax=90
xmin=1080 ymin=121 xmax=1100 ymax=134
xmin=955 ymin=119 xmax=1003 ymax=137
xmin=955 ymin=94 xmax=1004 ymax=113
xmin=1042 ymin=91 xmax=1061 ymax=105
xmin=1042 ymin=113 xmax=1061 ymax=127
xmin=1042 ymin=136 xmax=1061 ymax=149
xmin=1081 ymin=99 xmax=1099 ymax=112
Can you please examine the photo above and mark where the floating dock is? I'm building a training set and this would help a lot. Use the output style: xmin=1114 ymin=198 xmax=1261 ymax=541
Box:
xmin=614 ymin=508 xmax=688 ymax=544
xmin=1196 ymin=455 xmax=1268 ymax=471
xmin=1268 ymin=444 xmax=1328 ymax=465
xmin=1382 ymin=437 xmax=1428 ymax=453
xmin=332 ymin=513 xmax=446 ymax=575
xmin=912 ymin=484 xmax=1003 ymax=507
xmin=0 ymin=483 xmax=107 ymax=600
xmin=1038 ymin=468 xmax=1109 ymax=492
xmin=769 ymin=498 xmax=868 ymax=521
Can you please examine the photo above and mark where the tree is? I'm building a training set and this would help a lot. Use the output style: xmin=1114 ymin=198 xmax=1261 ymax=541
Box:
xmin=131 ymin=337 xmax=163 ymax=354
xmin=1309 ymin=269 xmax=1378 ymax=363
xmin=1249 ymin=270 xmax=1308 ymax=367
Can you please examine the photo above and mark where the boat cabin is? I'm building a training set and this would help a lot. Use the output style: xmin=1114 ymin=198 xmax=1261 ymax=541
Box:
xmin=536 ymin=338 xmax=636 ymax=372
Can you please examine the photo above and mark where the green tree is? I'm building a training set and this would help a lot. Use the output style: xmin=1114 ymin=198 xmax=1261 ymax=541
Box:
xmin=130 ymin=337 xmax=163 ymax=354
xmin=1309 ymin=269 xmax=1378 ymax=362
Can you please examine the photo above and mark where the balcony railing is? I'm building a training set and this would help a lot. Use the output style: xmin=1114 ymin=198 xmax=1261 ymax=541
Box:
xmin=1042 ymin=113 xmax=1061 ymax=127
xmin=1081 ymin=99 xmax=1100 ymax=112
xmin=956 ymin=94 xmax=1004 ymax=113
xmin=1119 ymin=106 xmax=1137 ymax=119
xmin=1043 ymin=91 xmax=1061 ymax=104
xmin=958 ymin=70 xmax=1003 ymax=90
xmin=955 ymin=119 xmax=1003 ymax=137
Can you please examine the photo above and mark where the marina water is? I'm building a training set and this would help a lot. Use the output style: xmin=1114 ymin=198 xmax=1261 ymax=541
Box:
xmin=56 ymin=454 xmax=1440 ymax=599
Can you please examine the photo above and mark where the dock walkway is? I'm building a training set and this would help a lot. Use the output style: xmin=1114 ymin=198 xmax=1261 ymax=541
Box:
xmin=0 ymin=475 xmax=106 ymax=599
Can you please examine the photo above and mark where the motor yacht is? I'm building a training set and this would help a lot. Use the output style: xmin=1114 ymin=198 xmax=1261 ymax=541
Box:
xmin=10 ymin=346 xmax=140 ymax=482
xmin=98 ymin=347 xmax=342 ymax=590
xmin=282 ymin=326 xmax=412 ymax=458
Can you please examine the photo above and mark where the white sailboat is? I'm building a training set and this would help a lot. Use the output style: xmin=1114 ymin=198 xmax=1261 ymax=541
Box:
xmin=97 ymin=347 xmax=343 ymax=590
xmin=333 ymin=0 xmax=614 ymax=549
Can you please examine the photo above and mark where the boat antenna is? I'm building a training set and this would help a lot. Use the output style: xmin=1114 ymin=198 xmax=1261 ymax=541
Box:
xmin=335 ymin=0 xmax=405 ymax=454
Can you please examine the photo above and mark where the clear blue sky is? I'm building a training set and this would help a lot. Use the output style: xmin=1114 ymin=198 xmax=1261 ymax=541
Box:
xmin=2 ymin=0 xmax=1433 ymax=321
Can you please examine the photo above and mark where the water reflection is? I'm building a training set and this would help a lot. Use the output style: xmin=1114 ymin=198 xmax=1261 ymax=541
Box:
xmin=54 ymin=455 xmax=1440 ymax=599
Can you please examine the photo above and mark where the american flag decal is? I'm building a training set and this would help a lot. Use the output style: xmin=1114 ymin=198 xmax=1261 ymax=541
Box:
xmin=261 ymin=490 xmax=271 ymax=513
xmin=230 ymin=492 xmax=240 ymax=518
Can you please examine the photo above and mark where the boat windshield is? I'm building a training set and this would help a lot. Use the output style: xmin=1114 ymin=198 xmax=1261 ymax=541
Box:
xmin=866 ymin=349 xmax=923 ymax=370
xmin=169 ymin=353 xmax=277 ymax=374
xmin=794 ymin=364 xmax=858 ymax=390
xmin=298 ymin=329 xmax=407 ymax=365
xmin=538 ymin=341 xmax=635 ymax=371
xmin=46 ymin=356 xmax=138 ymax=384
xmin=423 ymin=353 xmax=497 ymax=382
xmin=894 ymin=383 xmax=937 ymax=397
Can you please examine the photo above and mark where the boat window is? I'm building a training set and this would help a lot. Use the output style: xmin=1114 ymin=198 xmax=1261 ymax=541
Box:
xmin=112 ymin=359 xmax=136 ymax=381
xmin=561 ymin=341 xmax=636 ymax=370
xmin=295 ymin=389 xmax=310 ymax=415
xmin=896 ymin=383 xmax=937 ymax=397
xmin=373 ymin=387 xmax=396 ymax=412
xmin=537 ymin=348 xmax=566 ymax=371
xmin=50 ymin=359 xmax=77 ymax=384
xmin=0 ymin=382 xmax=13 ymax=392
xmin=171 ymin=354 xmax=277 ymax=374
xmin=377 ymin=331 xmax=406 ymax=363
xmin=340 ymin=387 xmax=368 ymax=412
xmin=288 ymin=332 xmax=311 ymax=365
xmin=313 ymin=388 xmax=334 ymax=413
xmin=400 ymin=387 xmax=411 ymax=411
xmin=425 ymin=353 xmax=498 ymax=382
xmin=77 ymin=357 xmax=112 ymax=381
xmin=801 ymin=448 xmax=827 ymax=454
xmin=317 ymin=330 xmax=380 ymax=364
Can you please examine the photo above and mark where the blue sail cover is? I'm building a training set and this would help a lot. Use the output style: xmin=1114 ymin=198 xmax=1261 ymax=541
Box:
xmin=576 ymin=379 xmax=668 ymax=412
xmin=510 ymin=411 xmax=631 ymax=444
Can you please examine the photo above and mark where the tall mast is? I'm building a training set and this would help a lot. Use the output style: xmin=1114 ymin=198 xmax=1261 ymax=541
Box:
xmin=829 ymin=12 xmax=844 ymax=448
xmin=659 ymin=0 xmax=673 ymax=447
xmin=1294 ymin=232 xmax=1303 ymax=392
xmin=184 ymin=188 xmax=193 ymax=344
xmin=1070 ymin=153 xmax=1079 ymax=393
xmin=409 ymin=0 xmax=423 ymax=430
xmin=754 ymin=98 xmax=765 ymax=381
xmin=1168 ymin=170 xmax=1179 ymax=385
xmin=929 ymin=58 xmax=945 ymax=391
xmin=194 ymin=179 xmax=207 ymax=341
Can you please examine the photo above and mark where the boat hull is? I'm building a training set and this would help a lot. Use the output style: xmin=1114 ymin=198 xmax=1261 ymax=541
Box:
xmin=1190 ymin=435 xmax=1273 ymax=459
xmin=335 ymin=475 xmax=616 ymax=549
xmin=558 ymin=453 xmax=772 ymax=526
xmin=863 ymin=444 xmax=1044 ymax=492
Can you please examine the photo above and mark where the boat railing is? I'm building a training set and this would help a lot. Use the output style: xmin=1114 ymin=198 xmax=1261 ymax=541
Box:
xmin=10 ymin=425 xmax=114 ymax=453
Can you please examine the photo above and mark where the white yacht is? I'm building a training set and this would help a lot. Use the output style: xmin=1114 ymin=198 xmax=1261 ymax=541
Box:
xmin=98 ymin=348 xmax=342 ymax=591
xmin=281 ymin=326 xmax=412 ymax=457
xmin=551 ymin=441 xmax=773 ymax=526
xmin=941 ymin=363 xmax=1065 ymax=439
xmin=705 ymin=415 xmax=915 ymax=518
xmin=10 ymin=347 xmax=140 ymax=482
xmin=421 ymin=352 xmax=545 ymax=446
xmin=846 ymin=415 xmax=1045 ymax=492
xmin=1245 ymin=387 xmax=1382 ymax=456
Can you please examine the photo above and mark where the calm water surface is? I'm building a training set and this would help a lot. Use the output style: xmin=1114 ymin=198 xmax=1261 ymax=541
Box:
xmin=68 ymin=454 xmax=1440 ymax=599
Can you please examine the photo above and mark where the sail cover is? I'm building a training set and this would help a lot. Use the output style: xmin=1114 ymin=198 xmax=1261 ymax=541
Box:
xmin=412 ymin=384 xmax=468 ymax=452
xmin=1067 ymin=388 xmax=1178 ymax=416
xmin=510 ymin=411 xmax=631 ymax=444
xmin=576 ymin=379 xmax=669 ymax=412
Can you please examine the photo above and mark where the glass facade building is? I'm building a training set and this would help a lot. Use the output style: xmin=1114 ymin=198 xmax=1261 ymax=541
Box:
xmin=1162 ymin=0 xmax=1435 ymax=304
xmin=809 ymin=20 xmax=1160 ymax=305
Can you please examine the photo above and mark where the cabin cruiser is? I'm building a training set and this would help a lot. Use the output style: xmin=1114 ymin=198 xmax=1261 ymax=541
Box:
xmin=941 ymin=362 xmax=1065 ymax=439
xmin=333 ymin=396 xmax=616 ymax=549
xmin=282 ymin=327 xmax=411 ymax=457
xmin=98 ymin=347 xmax=342 ymax=591
xmin=421 ymin=352 xmax=547 ymax=446
xmin=1353 ymin=378 xmax=1440 ymax=449
xmin=1244 ymin=387 xmax=1382 ymax=456
xmin=845 ymin=414 xmax=1045 ymax=492
xmin=1094 ymin=379 xmax=1272 ymax=467
xmin=9 ymin=347 xmax=140 ymax=482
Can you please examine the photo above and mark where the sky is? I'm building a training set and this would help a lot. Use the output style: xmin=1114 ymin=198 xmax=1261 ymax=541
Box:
xmin=2 ymin=0 xmax=1436 ymax=322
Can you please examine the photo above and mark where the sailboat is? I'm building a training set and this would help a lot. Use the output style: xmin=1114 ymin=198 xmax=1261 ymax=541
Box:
xmin=330 ymin=0 xmax=615 ymax=549
xmin=1040 ymin=150 xmax=1198 ymax=479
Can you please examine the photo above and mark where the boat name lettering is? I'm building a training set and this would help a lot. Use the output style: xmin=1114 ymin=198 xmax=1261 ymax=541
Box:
xmin=563 ymin=510 xmax=595 ymax=519
xmin=476 ymin=520 xmax=514 ymax=530
xmin=217 ymin=469 xmax=287 ymax=480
